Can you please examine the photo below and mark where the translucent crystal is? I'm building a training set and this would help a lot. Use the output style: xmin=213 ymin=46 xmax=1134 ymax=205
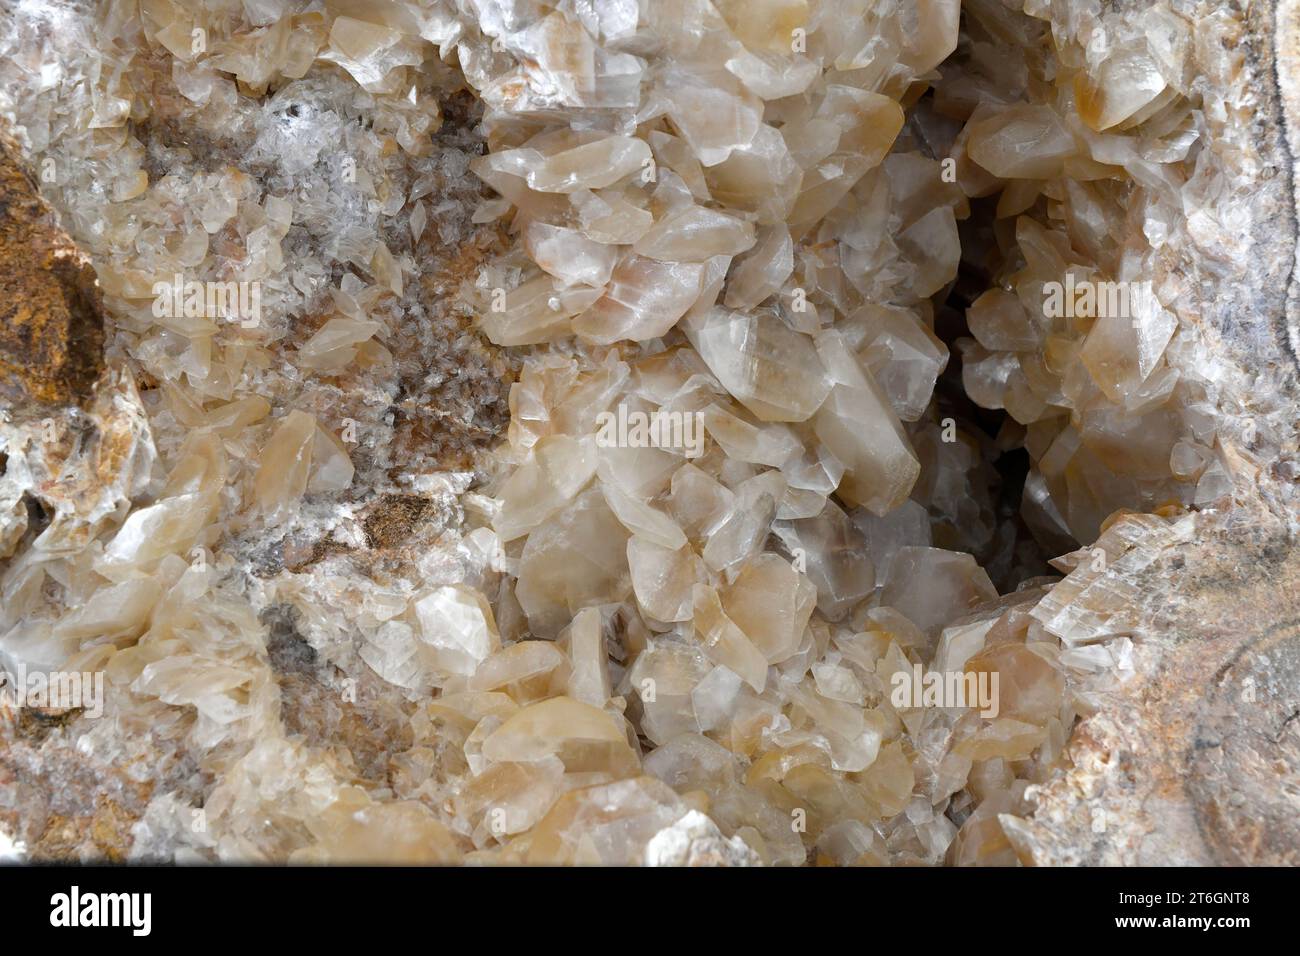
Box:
xmin=515 ymin=490 xmax=631 ymax=638
xmin=881 ymin=548 xmax=999 ymax=642
xmin=772 ymin=500 xmax=875 ymax=621
xmin=628 ymin=537 xmax=705 ymax=624
xmin=813 ymin=331 xmax=920 ymax=514
xmin=693 ymin=308 xmax=830 ymax=423
xmin=967 ymin=106 xmax=1078 ymax=179
xmin=722 ymin=553 xmax=817 ymax=664
xmin=413 ymin=585 xmax=500 ymax=678
xmin=573 ymin=256 xmax=707 ymax=344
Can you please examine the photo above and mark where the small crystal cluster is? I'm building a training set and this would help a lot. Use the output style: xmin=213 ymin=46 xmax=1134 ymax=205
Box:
xmin=0 ymin=0 xmax=1264 ymax=864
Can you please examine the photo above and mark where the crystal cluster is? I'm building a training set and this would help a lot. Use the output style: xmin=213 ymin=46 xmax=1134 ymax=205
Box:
xmin=0 ymin=0 xmax=1263 ymax=865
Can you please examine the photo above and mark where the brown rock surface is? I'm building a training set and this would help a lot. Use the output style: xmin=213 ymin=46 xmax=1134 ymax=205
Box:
xmin=1003 ymin=505 xmax=1300 ymax=864
xmin=0 ymin=128 xmax=103 ymax=406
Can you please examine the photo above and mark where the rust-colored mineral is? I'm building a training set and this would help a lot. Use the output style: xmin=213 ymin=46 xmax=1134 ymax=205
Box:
xmin=0 ymin=128 xmax=102 ymax=406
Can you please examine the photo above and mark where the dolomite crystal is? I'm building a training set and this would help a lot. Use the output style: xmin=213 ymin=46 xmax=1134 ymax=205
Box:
xmin=1 ymin=0 xmax=1300 ymax=869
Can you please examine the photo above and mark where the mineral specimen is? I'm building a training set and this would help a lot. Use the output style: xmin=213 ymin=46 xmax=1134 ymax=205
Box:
xmin=1 ymin=0 xmax=1298 ymax=868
